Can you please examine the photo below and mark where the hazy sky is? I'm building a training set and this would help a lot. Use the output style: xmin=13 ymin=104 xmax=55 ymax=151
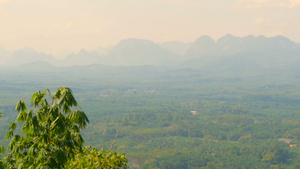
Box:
xmin=0 ymin=0 xmax=299 ymax=56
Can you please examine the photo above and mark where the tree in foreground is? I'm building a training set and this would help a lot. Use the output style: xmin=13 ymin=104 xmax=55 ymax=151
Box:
xmin=67 ymin=146 xmax=127 ymax=169
xmin=4 ymin=87 xmax=127 ymax=169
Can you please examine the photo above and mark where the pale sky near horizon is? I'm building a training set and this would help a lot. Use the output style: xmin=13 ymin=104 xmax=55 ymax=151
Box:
xmin=0 ymin=0 xmax=300 ymax=57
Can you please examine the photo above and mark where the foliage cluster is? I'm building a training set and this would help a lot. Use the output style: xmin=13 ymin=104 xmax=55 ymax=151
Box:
xmin=0 ymin=87 xmax=127 ymax=169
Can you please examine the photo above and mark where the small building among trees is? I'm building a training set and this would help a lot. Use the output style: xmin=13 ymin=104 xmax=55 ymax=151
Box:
xmin=278 ymin=138 xmax=296 ymax=147
xmin=190 ymin=111 xmax=197 ymax=115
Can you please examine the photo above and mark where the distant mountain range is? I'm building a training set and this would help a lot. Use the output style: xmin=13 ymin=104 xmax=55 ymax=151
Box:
xmin=1 ymin=34 xmax=300 ymax=75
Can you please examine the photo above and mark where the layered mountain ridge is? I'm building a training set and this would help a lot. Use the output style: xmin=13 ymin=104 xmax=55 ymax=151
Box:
xmin=1 ymin=34 xmax=300 ymax=74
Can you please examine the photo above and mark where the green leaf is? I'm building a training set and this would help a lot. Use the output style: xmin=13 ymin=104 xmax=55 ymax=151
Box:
xmin=50 ymin=116 xmax=60 ymax=130
xmin=15 ymin=100 xmax=27 ymax=112
xmin=8 ymin=122 xmax=17 ymax=131
xmin=6 ymin=130 xmax=14 ymax=139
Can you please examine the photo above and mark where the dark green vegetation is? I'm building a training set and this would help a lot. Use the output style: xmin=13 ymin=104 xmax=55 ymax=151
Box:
xmin=0 ymin=65 xmax=300 ymax=168
xmin=0 ymin=87 xmax=127 ymax=169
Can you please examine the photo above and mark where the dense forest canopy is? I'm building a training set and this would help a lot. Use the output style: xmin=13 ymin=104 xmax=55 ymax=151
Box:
xmin=0 ymin=62 xmax=300 ymax=168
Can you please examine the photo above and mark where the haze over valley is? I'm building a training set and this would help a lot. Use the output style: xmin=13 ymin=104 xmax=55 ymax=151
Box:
xmin=1 ymin=0 xmax=300 ymax=168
